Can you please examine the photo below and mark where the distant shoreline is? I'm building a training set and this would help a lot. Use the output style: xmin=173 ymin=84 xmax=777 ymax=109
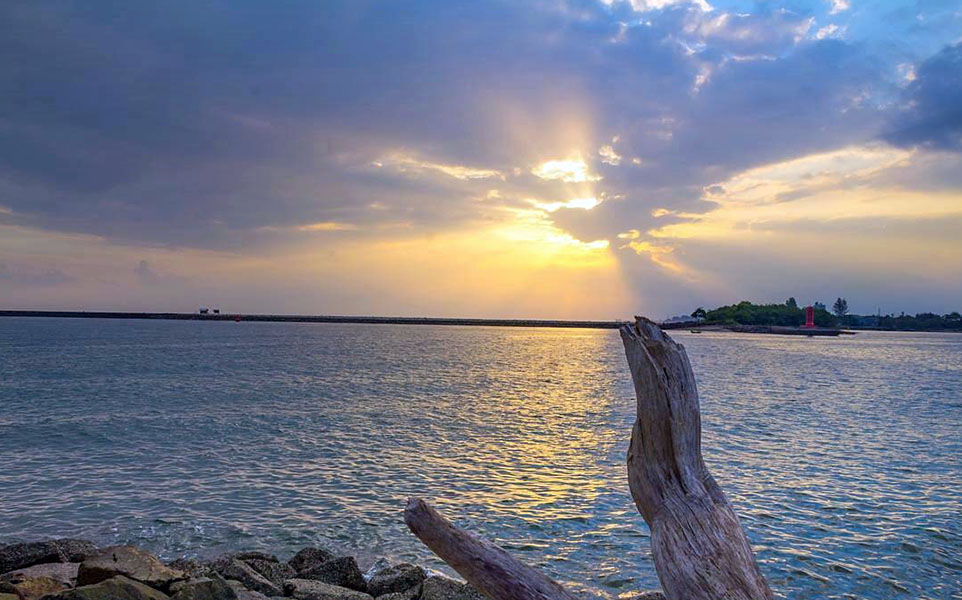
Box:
xmin=0 ymin=310 xmax=625 ymax=330
xmin=3 ymin=310 xmax=957 ymax=334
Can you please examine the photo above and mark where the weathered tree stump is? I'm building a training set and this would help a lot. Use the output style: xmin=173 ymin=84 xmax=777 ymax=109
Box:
xmin=621 ymin=317 xmax=773 ymax=600
xmin=404 ymin=316 xmax=773 ymax=600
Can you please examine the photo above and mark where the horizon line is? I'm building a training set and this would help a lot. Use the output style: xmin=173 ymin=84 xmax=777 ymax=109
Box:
xmin=0 ymin=309 xmax=628 ymax=329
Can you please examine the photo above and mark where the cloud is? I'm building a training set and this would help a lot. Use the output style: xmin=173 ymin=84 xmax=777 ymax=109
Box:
xmin=373 ymin=154 xmax=505 ymax=181
xmin=532 ymin=158 xmax=602 ymax=183
xmin=530 ymin=197 xmax=603 ymax=212
xmin=0 ymin=2 xmax=889 ymax=256
xmin=598 ymin=144 xmax=622 ymax=165
xmin=815 ymin=24 xmax=844 ymax=40
xmin=829 ymin=0 xmax=850 ymax=15
xmin=884 ymin=42 xmax=962 ymax=151
xmin=0 ymin=1 xmax=961 ymax=316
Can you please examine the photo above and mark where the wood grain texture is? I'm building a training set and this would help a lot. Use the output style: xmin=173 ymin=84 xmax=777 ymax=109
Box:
xmin=403 ymin=498 xmax=576 ymax=600
xmin=621 ymin=316 xmax=773 ymax=600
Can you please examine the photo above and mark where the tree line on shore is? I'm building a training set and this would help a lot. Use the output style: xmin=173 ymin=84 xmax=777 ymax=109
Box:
xmin=689 ymin=299 xmax=962 ymax=331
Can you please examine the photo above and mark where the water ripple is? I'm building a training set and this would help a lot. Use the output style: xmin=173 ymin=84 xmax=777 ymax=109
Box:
xmin=0 ymin=319 xmax=960 ymax=599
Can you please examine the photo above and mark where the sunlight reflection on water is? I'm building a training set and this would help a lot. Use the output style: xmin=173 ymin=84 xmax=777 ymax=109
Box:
xmin=0 ymin=319 xmax=960 ymax=599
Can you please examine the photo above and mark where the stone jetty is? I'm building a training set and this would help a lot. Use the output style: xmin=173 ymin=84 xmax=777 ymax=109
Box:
xmin=0 ymin=540 xmax=487 ymax=600
xmin=0 ymin=540 xmax=665 ymax=600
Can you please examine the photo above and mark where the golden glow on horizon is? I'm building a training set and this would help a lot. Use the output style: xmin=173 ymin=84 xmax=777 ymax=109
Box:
xmin=6 ymin=139 xmax=960 ymax=319
xmin=619 ymin=145 xmax=962 ymax=286
xmin=647 ymin=145 xmax=956 ymax=242
xmin=0 ymin=218 xmax=630 ymax=319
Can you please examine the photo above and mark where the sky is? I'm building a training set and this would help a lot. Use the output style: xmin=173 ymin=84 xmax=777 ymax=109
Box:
xmin=1 ymin=0 xmax=961 ymax=319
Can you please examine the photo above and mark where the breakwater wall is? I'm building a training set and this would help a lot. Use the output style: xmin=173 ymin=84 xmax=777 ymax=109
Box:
xmin=0 ymin=311 xmax=624 ymax=330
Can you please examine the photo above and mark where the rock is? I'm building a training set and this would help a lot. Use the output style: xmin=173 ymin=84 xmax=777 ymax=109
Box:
xmin=216 ymin=560 xmax=281 ymax=597
xmin=169 ymin=576 xmax=237 ymax=600
xmin=287 ymin=550 xmax=335 ymax=576
xmin=296 ymin=557 xmax=365 ymax=592
xmin=77 ymin=546 xmax=185 ymax=591
xmin=365 ymin=564 xmax=424 ymax=598
xmin=283 ymin=579 xmax=372 ymax=600
xmin=166 ymin=560 xmax=213 ymax=580
xmin=373 ymin=586 xmax=420 ymax=600
xmin=222 ymin=584 xmax=268 ymax=600
xmin=0 ymin=593 xmax=18 ymax=600
xmin=419 ymin=575 xmax=483 ymax=600
xmin=230 ymin=554 xmax=278 ymax=564
xmin=0 ymin=540 xmax=97 ymax=574
xmin=629 ymin=593 xmax=666 ymax=600
xmin=45 ymin=575 xmax=170 ymax=600
xmin=241 ymin=560 xmax=293 ymax=587
xmin=0 ymin=562 xmax=79 ymax=587
xmin=203 ymin=553 xmax=276 ymax=579
xmin=6 ymin=576 xmax=66 ymax=600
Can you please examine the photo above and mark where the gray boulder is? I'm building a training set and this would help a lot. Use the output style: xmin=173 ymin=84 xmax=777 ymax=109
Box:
xmin=216 ymin=560 xmax=281 ymax=597
xmin=225 ymin=579 xmax=269 ymax=600
xmin=166 ymin=560 xmax=213 ymax=579
xmin=242 ymin=559 xmax=294 ymax=587
xmin=284 ymin=579 xmax=372 ymax=600
xmin=77 ymin=546 xmax=185 ymax=591
xmin=204 ymin=553 xmax=276 ymax=578
xmin=287 ymin=549 xmax=335 ymax=575
xmin=0 ymin=540 xmax=97 ymax=574
xmin=373 ymin=585 xmax=421 ymax=600
xmin=296 ymin=557 xmax=365 ymax=591
xmin=4 ymin=575 xmax=66 ymax=600
xmin=0 ymin=562 xmax=79 ymax=587
xmin=45 ymin=575 xmax=170 ymax=600
xmin=629 ymin=593 xmax=666 ymax=600
xmin=365 ymin=564 xmax=424 ymax=598
xmin=169 ymin=576 xmax=237 ymax=600
xmin=419 ymin=575 xmax=483 ymax=600
xmin=230 ymin=553 xmax=278 ymax=564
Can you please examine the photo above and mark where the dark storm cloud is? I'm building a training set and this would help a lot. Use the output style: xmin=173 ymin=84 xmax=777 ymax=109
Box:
xmin=0 ymin=0 xmax=943 ymax=250
xmin=885 ymin=42 xmax=962 ymax=151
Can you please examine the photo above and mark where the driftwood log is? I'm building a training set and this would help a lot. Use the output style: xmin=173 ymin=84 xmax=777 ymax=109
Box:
xmin=404 ymin=316 xmax=773 ymax=600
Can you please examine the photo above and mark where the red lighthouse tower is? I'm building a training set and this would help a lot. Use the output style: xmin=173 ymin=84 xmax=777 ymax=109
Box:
xmin=803 ymin=305 xmax=815 ymax=328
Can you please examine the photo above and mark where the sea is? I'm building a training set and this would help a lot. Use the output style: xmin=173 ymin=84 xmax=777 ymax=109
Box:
xmin=0 ymin=318 xmax=960 ymax=599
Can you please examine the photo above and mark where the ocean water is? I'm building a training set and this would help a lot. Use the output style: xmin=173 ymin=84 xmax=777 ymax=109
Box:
xmin=0 ymin=318 xmax=960 ymax=599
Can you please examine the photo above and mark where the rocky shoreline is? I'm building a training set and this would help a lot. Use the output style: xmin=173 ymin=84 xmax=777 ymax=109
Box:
xmin=0 ymin=539 xmax=666 ymax=600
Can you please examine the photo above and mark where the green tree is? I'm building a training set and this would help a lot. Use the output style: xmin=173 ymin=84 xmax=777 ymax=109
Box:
xmin=833 ymin=297 xmax=849 ymax=317
xmin=786 ymin=297 xmax=798 ymax=308
xmin=691 ymin=307 xmax=707 ymax=320
xmin=814 ymin=301 xmax=826 ymax=311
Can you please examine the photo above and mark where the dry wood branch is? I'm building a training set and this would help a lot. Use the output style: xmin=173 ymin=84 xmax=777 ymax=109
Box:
xmin=403 ymin=498 xmax=576 ymax=600
xmin=621 ymin=316 xmax=773 ymax=600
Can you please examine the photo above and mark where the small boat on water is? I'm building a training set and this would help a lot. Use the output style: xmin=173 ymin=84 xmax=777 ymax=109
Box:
xmin=690 ymin=329 xmax=702 ymax=333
